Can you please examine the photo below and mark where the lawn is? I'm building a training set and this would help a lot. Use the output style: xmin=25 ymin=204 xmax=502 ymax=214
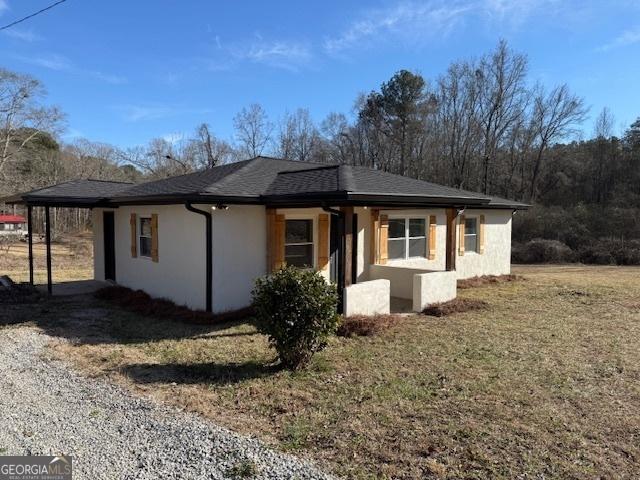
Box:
xmin=4 ymin=265 xmax=640 ymax=479
xmin=0 ymin=233 xmax=93 ymax=284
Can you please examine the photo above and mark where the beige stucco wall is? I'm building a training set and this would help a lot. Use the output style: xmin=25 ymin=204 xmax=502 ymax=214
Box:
xmin=455 ymin=209 xmax=513 ymax=279
xmin=344 ymin=279 xmax=390 ymax=316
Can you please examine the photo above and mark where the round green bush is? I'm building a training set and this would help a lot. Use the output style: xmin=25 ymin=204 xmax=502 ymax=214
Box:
xmin=252 ymin=266 xmax=339 ymax=370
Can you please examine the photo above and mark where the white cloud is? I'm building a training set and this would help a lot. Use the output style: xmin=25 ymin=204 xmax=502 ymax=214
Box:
xmin=0 ymin=0 xmax=8 ymax=15
xmin=2 ymin=28 xmax=42 ymax=42
xmin=14 ymin=53 xmax=127 ymax=84
xmin=324 ymin=0 xmax=557 ymax=54
xmin=233 ymin=38 xmax=312 ymax=71
xmin=114 ymin=104 xmax=213 ymax=123
xmin=162 ymin=132 xmax=185 ymax=144
xmin=205 ymin=34 xmax=313 ymax=72
xmin=597 ymin=26 xmax=640 ymax=52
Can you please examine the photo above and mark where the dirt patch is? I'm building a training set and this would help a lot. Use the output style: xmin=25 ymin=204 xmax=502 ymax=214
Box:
xmin=422 ymin=298 xmax=489 ymax=317
xmin=336 ymin=314 xmax=402 ymax=337
xmin=457 ymin=274 xmax=523 ymax=289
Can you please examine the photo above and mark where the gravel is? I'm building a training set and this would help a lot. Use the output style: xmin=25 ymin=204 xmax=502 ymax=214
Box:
xmin=0 ymin=327 xmax=335 ymax=479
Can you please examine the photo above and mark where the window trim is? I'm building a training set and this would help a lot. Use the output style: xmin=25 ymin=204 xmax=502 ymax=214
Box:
xmin=387 ymin=215 xmax=428 ymax=261
xmin=464 ymin=216 xmax=479 ymax=254
xmin=138 ymin=216 xmax=153 ymax=259
xmin=284 ymin=216 xmax=316 ymax=269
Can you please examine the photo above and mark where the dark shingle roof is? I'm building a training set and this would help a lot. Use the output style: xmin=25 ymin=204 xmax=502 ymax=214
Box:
xmin=4 ymin=157 xmax=529 ymax=209
xmin=3 ymin=179 xmax=133 ymax=206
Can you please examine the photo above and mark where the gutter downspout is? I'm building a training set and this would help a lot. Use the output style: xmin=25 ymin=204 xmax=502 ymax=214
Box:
xmin=185 ymin=202 xmax=213 ymax=313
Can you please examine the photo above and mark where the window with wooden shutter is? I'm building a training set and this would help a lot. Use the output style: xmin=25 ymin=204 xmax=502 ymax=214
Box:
xmin=479 ymin=214 xmax=485 ymax=254
xmin=379 ymin=214 xmax=389 ymax=264
xmin=317 ymin=214 xmax=329 ymax=271
xmin=151 ymin=213 xmax=159 ymax=262
xmin=130 ymin=213 xmax=137 ymax=258
xmin=458 ymin=214 xmax=465 ymax=256
xmin=428 ymin=215 xmax=437 ymax=260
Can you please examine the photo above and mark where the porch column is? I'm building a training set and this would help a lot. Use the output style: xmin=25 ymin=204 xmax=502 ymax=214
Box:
xmin=45 ymin=206 xmax=52 ymax=295
xmin=445 ymin=208 xmax=457 ymax=272
xmin=341 ymin=206 xmax=354 ymax=287
xmin=27 ymin=205 xmax=34 ymax=285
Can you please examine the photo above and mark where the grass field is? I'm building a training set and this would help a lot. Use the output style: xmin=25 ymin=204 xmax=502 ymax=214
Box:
xmin=3 ymin=265 xmax=640 ymax=479
xmin=0 ymin=234 xmax=93 ymax=283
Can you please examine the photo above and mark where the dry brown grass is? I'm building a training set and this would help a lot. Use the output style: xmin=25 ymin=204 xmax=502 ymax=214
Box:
xmin=336 ymin=314 xmax=403 ymax=337
xmin=6 ymin=265 xmax=640 ymax=479
xmin=0 ymin=234 xmax=93 ymax=283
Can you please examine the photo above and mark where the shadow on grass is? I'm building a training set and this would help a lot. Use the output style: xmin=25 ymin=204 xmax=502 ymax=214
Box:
xmin=121 ymin=360 xmax=281 ymax=386
xmin=1 ymin=293 xmax=258 ymax=346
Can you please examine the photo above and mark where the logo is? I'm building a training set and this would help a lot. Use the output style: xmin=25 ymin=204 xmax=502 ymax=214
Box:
xmin=0 ymin=456 xmax=72 ymax=480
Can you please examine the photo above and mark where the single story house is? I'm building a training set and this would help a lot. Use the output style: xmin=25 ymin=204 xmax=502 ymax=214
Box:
xmin=4 ymin=157 xmax=528 ymax=315
xmin=0 ymin=214 xmax=27 ymax=236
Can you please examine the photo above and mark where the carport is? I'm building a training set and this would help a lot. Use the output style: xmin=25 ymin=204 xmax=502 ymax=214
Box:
xmin=2 ymin=179 xmax=133 ymax=294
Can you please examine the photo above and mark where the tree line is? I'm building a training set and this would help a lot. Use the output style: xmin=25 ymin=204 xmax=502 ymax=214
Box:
xmin=1 ymin=40 xmax=639 ymax=262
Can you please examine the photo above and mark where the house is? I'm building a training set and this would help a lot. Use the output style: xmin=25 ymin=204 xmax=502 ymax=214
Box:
xmin=4 ymin=157 xmax=528 ymax=314
xmin=0 ymin=214 xmax=27 ymax=237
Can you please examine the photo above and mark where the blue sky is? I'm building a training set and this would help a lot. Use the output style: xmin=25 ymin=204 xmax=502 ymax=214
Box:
xmin=1 ymin=0 xmax=639 ymax=148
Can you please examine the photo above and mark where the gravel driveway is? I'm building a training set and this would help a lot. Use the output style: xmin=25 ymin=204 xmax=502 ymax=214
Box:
xmin=0 ymin=327 xmax=334 ymax=480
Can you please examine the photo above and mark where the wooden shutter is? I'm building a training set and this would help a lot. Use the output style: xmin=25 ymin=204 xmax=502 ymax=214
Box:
xmin=479 ymin=214 xmax=485 ymax=254
xmin=458 ymin=214 xmax=465 ymax=256
xmin=266 ymin=209 xmax=275 ymax=273
xmin=150 ymin=213 xmax=159 ymax=263
xmin=379 ymin=214 xmax=389 ymax=265
xmin=428 ymin=215 xmax=437 ymax=260
xmin=130 ymin=213 xmax=137 ymax=258
xmin=370 ymin=209 xmax=379 ymax=264
xmin=274 ymin=214 xmax=285 ymax=270
xmin=317 ymin=213 xmax=329 ymax=271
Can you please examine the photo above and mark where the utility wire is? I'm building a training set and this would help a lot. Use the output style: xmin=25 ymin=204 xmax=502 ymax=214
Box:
xmin=0 ymin=0 xmax=68 ymax=31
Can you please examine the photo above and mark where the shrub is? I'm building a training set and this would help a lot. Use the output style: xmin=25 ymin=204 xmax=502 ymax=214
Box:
xmin=423 ymin=298 xmax=489 ymax=317
xmin=252 ymin=266 xmax=339 ymax=370
xmin=511 ymin=239 xmax=576 ymax=264
xmin=578 ymin=239 xmax=640 ymax=265
xmin=336 ymin=314 xmax=402 ymax=337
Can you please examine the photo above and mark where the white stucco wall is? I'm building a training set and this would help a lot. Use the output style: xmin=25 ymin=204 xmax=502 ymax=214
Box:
xmin=412 ymin=271 xmax=457 ymax=311
xmin=344 ymin=279 xmax=390 ymax=316
xmin=456 ymin=209 xmax=513 ymax=280
xmin=211 ymin=205 xmax=267 ymax=313
xmin=369 ymin=264 xmax=432 ymax=299
xmin=94 ymin=205 xmax=208 ymax=310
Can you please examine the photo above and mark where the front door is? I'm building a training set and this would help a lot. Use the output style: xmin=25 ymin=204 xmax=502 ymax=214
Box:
xmin=103 ymin=211 xmax=116 ymax=281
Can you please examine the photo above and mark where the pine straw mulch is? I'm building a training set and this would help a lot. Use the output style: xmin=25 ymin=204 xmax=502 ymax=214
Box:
xmin=457 ymin=274 xmax=523 ymax=289
xmin=422 ymin=298 xmax=489 ymax=317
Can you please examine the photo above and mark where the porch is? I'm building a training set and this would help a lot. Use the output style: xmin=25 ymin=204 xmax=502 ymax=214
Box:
xmin=266 ymin=205 xmax=462 ymax=316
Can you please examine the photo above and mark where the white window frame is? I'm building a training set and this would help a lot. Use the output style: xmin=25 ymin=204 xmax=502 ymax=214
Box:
xmin=138 ymin=216 xmax=153 ymax=259
xmin=464 ymin=216 xmax=479 ymax=254
xmin=284 ymin=216 xmax=316 ymax=269
xmin=387 ymin=215 xmax=428 ymax=261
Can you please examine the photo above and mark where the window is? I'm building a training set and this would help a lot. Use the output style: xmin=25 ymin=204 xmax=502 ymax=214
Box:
xmin=464 ymin=217 xmax=478 ymax=253
xmin=387 ymin=217 xmax=427 ymax=260
xmin=285 ymin=219 xmax=313 ymax=268
xmin=139 ymin=217 xmax=152 ymax=257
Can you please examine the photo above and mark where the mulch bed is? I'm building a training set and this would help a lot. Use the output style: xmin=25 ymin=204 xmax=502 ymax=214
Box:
xmin=422 ymin=298 xmax=489 ymax=317
xmin=457 ymin=274 xmax=523 ymax=289
xmin=337 ymin=314 xmax=403 ymax=337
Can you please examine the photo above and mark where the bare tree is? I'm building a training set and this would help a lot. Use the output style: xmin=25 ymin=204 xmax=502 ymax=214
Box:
xmin=527 ymin=84 xmax=588 ymax=201
xmin=233 ymin=104 xmax=274 ymax=158
xmin=276 ymin=109 xmax=319 ymax=162
xmin=0 ymin=69 xmax=64 ymax=192
xmin=194 ymin=123 xmax=236 ymax=168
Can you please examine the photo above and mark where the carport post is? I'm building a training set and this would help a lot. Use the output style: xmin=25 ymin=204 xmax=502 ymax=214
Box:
xmin=27 ymin=205 xmax=34 ymax=285
xmin=45 ymin=206 xmax=52 ymax=295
